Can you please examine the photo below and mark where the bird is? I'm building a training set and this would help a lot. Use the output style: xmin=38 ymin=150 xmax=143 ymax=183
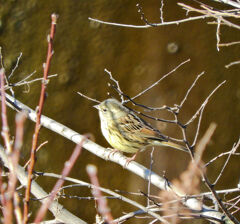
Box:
xmin=94 ymin=98 xmax=188 ymax=163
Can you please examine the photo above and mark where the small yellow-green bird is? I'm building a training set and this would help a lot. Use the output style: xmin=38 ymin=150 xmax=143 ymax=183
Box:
xmin=94 ymin=98 xmax=188 ymax=162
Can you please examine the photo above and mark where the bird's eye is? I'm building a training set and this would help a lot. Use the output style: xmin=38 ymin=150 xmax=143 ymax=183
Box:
xmin=102 ymin=108 xmax=108 ymax=112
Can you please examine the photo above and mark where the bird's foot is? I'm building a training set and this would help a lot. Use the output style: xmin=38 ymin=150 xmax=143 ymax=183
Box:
xmin=124 ymin=152 xmax=138 ymax=167
xmin=106 ymin=148 xmax=120 ymax=160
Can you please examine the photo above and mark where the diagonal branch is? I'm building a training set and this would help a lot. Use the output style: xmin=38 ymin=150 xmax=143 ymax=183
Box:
xmin=0 ymin=145 xmax=87 ymax=224
xmin=3 ymin=93 xmax=234 ymax=223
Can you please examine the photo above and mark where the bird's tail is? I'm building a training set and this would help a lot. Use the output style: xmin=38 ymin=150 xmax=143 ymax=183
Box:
xmin=155 ymin=141 xmax=188 ymax=152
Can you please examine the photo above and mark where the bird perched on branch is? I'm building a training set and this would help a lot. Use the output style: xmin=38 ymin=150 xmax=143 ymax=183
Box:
xmin=94 ymin=98 xmax=188 ymax=163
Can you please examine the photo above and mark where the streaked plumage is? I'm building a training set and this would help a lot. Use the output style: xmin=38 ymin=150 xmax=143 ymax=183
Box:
xmin=94 ymin=98 xmax=187 ymax=159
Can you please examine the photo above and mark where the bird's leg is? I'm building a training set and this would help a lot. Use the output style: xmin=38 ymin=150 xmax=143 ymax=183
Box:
xmin=125 ymin=151 xmax=139 ymax=166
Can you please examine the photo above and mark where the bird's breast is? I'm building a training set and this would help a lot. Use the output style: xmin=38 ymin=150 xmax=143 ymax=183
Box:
xmin=100 ymin=118 xmax=139 ymax=153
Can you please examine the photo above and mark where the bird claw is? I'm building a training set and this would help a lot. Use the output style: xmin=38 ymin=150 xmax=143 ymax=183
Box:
xmin=106 ymin=149 xmax=139 ymax=168
xmin=124 ymin=152 xmax=138 ymax=167
xmin=106 ymin=148 xmax=120 ymax=160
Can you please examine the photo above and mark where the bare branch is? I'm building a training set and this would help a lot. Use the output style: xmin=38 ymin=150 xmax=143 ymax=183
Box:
xmin=104 ymin=68 xmax=124 ymax=102
xmin=225 ymin=60 xmax=240 ymax=69
xmin=8 ymin=52 xmax=22 ymax=79
xmin=0 ymin=68 xmax=14 ymax=224
xmin=213 ymin=137 xmax=240 ymax=185
xmin=0 ymin=145 xmax=86 ymax=224
xmin=88 ymin=16 xmax=209 ymax=29
xmin=185 ymin=80 xmax=226 ymax=126
xmin=24 ymin=13 xmax=58 ymax=224
xmin=3 ymin=93 xmax=232 ymax=223
xmin=131 ymin=59 xmax=190 ymax=100
xmin=34 ymin=140 xmax=84 ymax=223
xmin=39 ymin=173 xmax=169 ymax=223
xmin=216 ymin=17 xmax=221 ymax=51
xmin=77 ymin=91 xmax=101 ymax=103
xmin=160 ymin=0 xmax=164 ymax=23
xmin=178 ymin=72 xmax=204 ymax=109
xmin=216 ymin=0 xmax=240 ymax=9
xmin=194 ymin=124 xmax=239 ymax=224
xmin=86 ymin=164 xmax=115 ymax=224
xmin=218 ymin=41 xmax=240 ymax=47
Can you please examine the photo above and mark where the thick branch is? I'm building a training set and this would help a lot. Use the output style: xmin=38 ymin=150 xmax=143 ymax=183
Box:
xmin=0 ymin=145 xmax=86 ymax=224
xmin=2 ymin=93 xmax=233 ymax=223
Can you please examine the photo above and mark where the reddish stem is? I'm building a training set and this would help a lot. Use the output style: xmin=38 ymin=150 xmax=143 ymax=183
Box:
xmin=86 ymin=164 xmax=115 ymax=223
xmin=0 ymin=68 xmax=14 ymax=224
xmin=0 ymin=69 xmax=11 ymax=154
xmin=8 ymin=113 xmax=26 ymax=221
xmin=34 ymin=140 xmax=84 ymax=223
xmin=23 ymin=14 xmax=58 ymax=224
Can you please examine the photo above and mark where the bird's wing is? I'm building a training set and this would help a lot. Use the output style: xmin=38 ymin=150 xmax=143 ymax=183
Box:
xmin=118 ymin=113 xmax=167 ymax=142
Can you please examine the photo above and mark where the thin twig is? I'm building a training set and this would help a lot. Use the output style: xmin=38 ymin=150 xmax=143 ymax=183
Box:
xmin=4 ymin=93 xmax=235 ymax=223
xmin=0 ymin=68 xmax=14 ymax=224
xmin=0 ymin=145 xmax=86 ymax=224
xmin=11 ymin=71 xmax=37 ymax=86
xmin=109 ymin=83 xmax=176 ymax=124
xmin=160 ymin=0 xmax=164 ymax=23
xmin=23 ymin=14 xmax=58 ymax=224
xmin=9 ymin=112 xmax=26 ymax=222
xmin=179 ymin=2 xmax=240 ymax=30
xmin=0 ymin=69 xmax=12 ymax=153
xmin=14 ymin=73 xmax=57 ymax=87
xmin=218 ymin=41 xmax=240 ymax=47
xmin=131 ymin=59 xmax=190 ymax=100
xmin=213 ymin=137 xmax=240 ymax=185
xmin=225 ymin=60 xmax=240 ymax=69
xmin=88 ymin=15 xmax=209 ymax=29
xmin=217 ymin=0 xmax=240 ymax=9
xmin=191 ymin=107 xmax=205 ymax=148
xmin=216 ymin=17 xmax=221 ymax=51
xmin=23 ymin=141 xmax=48 ymax=169
xmin=202 ymin=172 xmax=239 ymax=223
xmin=178 ymin=72 xmax=204 ymax=110
xmin=104 ymin=68 xmax=124 ymax=102
xmin=86 ymin=164 xmax=115 ymax=224
xmin=77 ymin=92 xmax=100 ymax=103
xmin=185 ymin=80 xmax=226 ymax=126
xmin=34 ymin=140 xmax=84 ymax=223
xmin=8 ymin=52 xmax=22 ymax=79
xmin=136 ymin=3 xmax=157 ymax=27
xmin=39 ymin=173 xmax=169 ymax=223
xmin=205 ymin=149 xmax=240 ymax=167
xmin=195 ymin=124 xmax=239 ymax=224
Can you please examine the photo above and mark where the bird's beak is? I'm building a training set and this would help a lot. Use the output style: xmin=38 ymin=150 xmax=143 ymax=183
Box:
xmin=93 ymin=105 xmax=100 ymax=110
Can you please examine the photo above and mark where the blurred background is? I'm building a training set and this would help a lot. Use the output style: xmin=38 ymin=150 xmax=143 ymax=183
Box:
xmin=0 ymin=0 xmax=239 ymax=223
